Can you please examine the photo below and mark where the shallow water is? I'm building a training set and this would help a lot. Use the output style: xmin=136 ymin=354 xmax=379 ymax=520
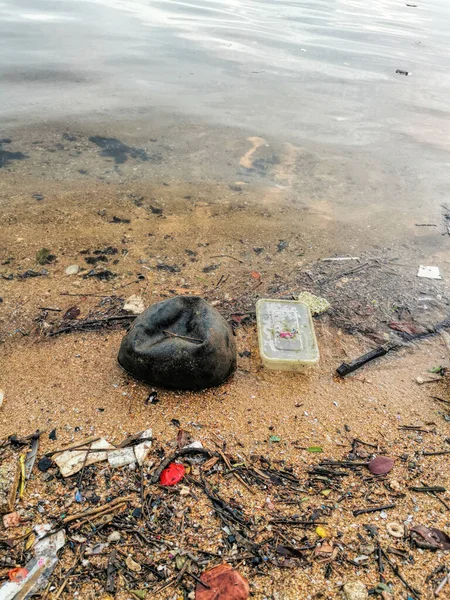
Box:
xmin=2 ymin=0 xmax=450 ymax=143
xmin=1 ymin=0 xmax=450 ymax=254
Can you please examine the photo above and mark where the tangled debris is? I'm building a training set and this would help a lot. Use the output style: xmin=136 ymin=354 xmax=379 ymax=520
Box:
xmin=1 ymin=423 xmax=450 ymax=599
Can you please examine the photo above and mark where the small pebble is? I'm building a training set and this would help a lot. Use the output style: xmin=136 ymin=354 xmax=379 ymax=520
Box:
xmin=65 ymin=265 xmax=79 ymax=275
xmin=343 ymin=580 xmax=368 ymax=600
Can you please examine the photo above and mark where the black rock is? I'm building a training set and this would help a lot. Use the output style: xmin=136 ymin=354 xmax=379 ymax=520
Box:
xmin=118 ymin=296 xmax=237 ymax=390
xmin=38 ymin=456 xmax=53 ymax=472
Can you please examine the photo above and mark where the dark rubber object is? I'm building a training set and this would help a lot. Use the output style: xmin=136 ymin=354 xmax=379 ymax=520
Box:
xmin=118 ymin=296 xmax=237 ymax=390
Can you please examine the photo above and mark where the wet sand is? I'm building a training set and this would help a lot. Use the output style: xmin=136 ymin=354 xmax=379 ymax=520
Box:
xmin=1 ymin=118 xmax=450 ymax=599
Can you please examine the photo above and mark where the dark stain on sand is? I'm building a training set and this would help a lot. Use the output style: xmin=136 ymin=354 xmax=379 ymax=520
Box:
xmin=0 ymin=139 xmax=27 ymax=168
xmin=89 ymin=136 xmax=159 ymax=164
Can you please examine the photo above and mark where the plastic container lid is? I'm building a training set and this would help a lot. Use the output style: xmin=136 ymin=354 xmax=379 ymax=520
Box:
xmin=256 ymin=299 xmax=319 ymax=371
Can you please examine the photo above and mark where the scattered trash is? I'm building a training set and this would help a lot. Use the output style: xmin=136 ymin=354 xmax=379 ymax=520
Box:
xmin=386 ymin=521 xmax=404 ymax=538
xmin=368 ymin=456 xmax=395 ymax=475
xmin=0 ymin=389 xmax=3 ymax=409
xmin=277 ymin=240 xmax=289 ymax=252
xmin=388 ymin=321 xmax=420 ymax=335
xmin=65 ymin=264 xmax=79 ymax=275
xmin=0 ymin=528 xmax=65 ymax=599
xmin=8 ymin=568 xmax=28 ymax=583
xmin=123 ymin=294 xmax=145 ymax=315
xmin=86 ymin=542 xmax=109 ymax=555
xmin=37 ymin=456 xmax=53 ymax=472
xmin=0 ymin=453 xmax=20 ymax=513
xmin=410 ymin=525 xmax=450 ymax=550
xmin=417 ymin=266 xmax=442 ymax=279
xmin=18 ymin=269 xmax=48 ymax=279
xmin=54 ymin=437 xmax=115 ymax=477
xmin=196 ymin=564 xmax=249 ymax=600
xmin=316 ymin=525 xmax=329 ymax=538
xmin=256 ymin=299 xmax=319 ymax=371
xmin=1 ymin=419 xmax=449 ymax=599
xmin=107 ymin=430 xmax=152 ymax=468
xmin=118 ymin=296 xmax=237 ymax=390
xmin=343 ymin=580 xmax=368 ymax=600
xmin=297 ymin=291 xmax=331 ymax=315
xmin=145 ymin=390 xmax=159 ymax=404
xmin=160 ymin=463 xmax=185 ymax=486
xmin=63 ymin=306 xmax=81 ymax=320
xmin=269 ymin=435 xmax=281 ymax=443
xmin=396 ymin=69 xmax=410 ymax=76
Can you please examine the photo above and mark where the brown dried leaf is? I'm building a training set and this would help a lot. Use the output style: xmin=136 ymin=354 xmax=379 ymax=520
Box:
xmin=196 ymin=564 xmax=249 ymax=600
xmin=410 ymin=524 xmax=450 ymax=550
xmin=368 ymin=456 xmax=394 ymax=475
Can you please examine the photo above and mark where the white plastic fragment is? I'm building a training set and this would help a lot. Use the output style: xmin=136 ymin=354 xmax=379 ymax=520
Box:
xmin=184 ymin=441 xmax=203 ymax=450
xmin=0 ymin=528 xmax=65 ymax=600
xmin=123 ymin=295 xmax=145 ymax=315
xmin=0 ymin=389 xmax=4 ymax=409
xmin=321 ymin=256 xmax=360 ymax=262
xmin=417 ymin=266 xmax=442 ymax=279
xmin=108 ymin=429 xmax=152 ymax=469
xmin=65 ymin=265 xmax=79 ymax=275
xmin=54 ymin=438 xmax=115 ymax=477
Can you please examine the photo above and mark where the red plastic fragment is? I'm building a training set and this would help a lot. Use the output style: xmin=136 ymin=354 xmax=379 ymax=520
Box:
xmin=8 ymin=567 xmax=28 ymax=583
xmin=160 ymin=463 xmax=185 ymax=486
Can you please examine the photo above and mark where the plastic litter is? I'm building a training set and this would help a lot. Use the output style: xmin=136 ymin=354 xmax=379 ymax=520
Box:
xmin=256 ymin=299 xmax=319 ymax=371
xmin=417 ymin=266 xmax=442 ymax=280
xmin=386 ymin=522 xmax=404 ymax=538
xmin=54 ymin=437 xmax=115 ymax=477
xmin=123 ymin=295 xmax=145 ymax=315
xmin=160 ymin=463 xmax=185 ymax=486
xmin=0 ymin=528 xmax=65 ymax=599
xmin=53 ymin=430 xmax=153 ymax=477
xmin=8 ymin=568 xmax=28 ymax=583
xmin=107 ymin=429 xmax=152 ymax=468
xmin=65 ymin=264 xmax=79 ymax=275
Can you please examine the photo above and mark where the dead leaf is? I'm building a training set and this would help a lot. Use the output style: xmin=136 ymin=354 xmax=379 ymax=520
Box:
xmin=410 ymin=524 xmax=450 ymax=550
xmin=63 ymin=306 xmax=80 ymax=320
xmin=314 ymin=540 xmax=338 ymax=563
xmin=368 ymin=456 xmax=394 ymax=475
xmin=196 ymin=564 xmax=249 ymax=599
xmin=177 ymin=429 xmax=193 ymax=450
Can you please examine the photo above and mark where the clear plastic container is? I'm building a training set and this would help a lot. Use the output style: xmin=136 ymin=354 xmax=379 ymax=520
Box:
xmin=256 ymin=299 xmax=319 ymax=371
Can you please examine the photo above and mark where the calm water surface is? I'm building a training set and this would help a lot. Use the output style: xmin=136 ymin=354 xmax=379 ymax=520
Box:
xmin=1 ymin=0 xmax=450 ymax=232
